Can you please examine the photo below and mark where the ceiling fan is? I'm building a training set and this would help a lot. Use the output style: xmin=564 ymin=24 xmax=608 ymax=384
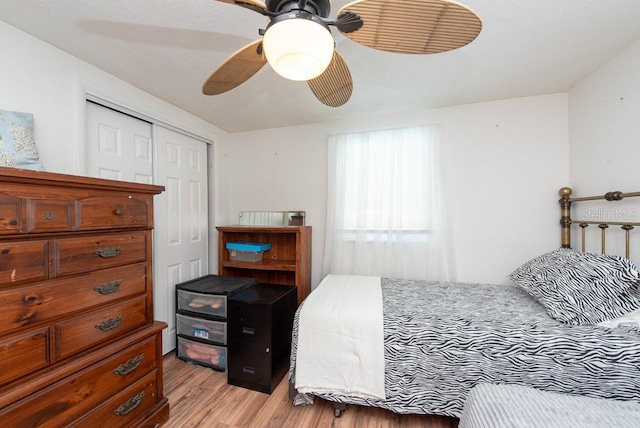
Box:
xmin=202 ymin=0 xmax=482 ymax=107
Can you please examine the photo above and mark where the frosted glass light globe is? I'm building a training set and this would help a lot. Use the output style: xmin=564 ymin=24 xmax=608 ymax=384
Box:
xmin=263 ymin=18 xmax=334 ymax=81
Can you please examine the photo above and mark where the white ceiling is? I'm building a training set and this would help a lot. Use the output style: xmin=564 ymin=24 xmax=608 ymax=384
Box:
xmin=1 ymin=0 xmax=640 ymax=133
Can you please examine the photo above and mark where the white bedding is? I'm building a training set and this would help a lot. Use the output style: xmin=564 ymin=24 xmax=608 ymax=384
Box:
xmin=294 ymin=274 xmax=386 ymax=400
xmin=460 ymin=383 xmax=640 ymax=428
xmin=598 ymin=307 xmax=640 ymax=328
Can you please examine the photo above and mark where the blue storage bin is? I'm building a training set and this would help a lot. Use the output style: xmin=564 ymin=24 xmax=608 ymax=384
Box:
xmin=226 ymin=242 xmax=271 ymax=262
xmin=225 ymin=242 xmax=271 ymax=252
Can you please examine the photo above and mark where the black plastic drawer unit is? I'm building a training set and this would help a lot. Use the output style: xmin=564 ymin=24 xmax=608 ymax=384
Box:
xmin=175 ymin=275 xmax=257 ymax=371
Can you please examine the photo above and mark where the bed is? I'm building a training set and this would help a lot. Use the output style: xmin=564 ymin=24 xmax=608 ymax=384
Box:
xmin=288 ymin=187 xmax=640 ymax=418
xmin=459 ymin=383 xmax=640 ymax=428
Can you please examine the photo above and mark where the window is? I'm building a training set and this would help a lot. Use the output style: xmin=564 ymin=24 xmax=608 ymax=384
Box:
xmin=322 ymin=125 xmax=455 ymax=281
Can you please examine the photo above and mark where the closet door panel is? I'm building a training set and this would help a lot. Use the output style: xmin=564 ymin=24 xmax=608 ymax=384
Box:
xmin=86 ymin=101 xmax=153 ymax=185
xmin=86 ymin=102 xmax=210 ymax=355
xmin=154 ymin=125 xmax=209 ymax=354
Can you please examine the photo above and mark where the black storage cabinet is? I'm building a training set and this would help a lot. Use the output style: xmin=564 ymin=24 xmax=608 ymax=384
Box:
xmin=175 ymin=274 xmax=257 ymax=371
xmin=228 ymin=283 xmax=297 ymax=393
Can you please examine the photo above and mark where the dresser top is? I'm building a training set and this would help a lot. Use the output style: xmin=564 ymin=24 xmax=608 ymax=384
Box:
xmin=0 ymin=167 xmax=164 ymax=195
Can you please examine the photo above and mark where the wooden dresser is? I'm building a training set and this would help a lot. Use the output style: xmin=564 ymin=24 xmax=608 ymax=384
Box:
xmin=0 ymin=167 xmax=169 ymax=427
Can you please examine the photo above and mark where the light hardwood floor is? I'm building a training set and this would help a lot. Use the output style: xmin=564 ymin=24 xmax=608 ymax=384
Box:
xmin=162 ymin=353 xmax=459 ymax=428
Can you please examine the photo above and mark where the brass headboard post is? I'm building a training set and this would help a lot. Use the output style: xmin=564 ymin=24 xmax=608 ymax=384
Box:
xmin=558 ymin=187 xmax=640 ymax=257
xmin=559 ymin=187 xmax=573 ymax=248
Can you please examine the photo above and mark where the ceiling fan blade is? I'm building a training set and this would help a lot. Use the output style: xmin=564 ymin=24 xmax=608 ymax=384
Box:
xmin=202 ymin=39 xmax=267 ymax=95
xmin=336 ymin=0 xmax=482 ymax=54
xmin=215 ymin=0 xmax=267 ymax=14
xmin=307 ymin=50 xmax=353 ymax=107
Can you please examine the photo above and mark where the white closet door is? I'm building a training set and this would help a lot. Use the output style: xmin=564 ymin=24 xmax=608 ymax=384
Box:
xmin=86 ymin=102 xmax=153 ymax=184
xmin=86 ymin=102 xmax=209 ymax=355
xmin=154 ymin=125 xmax=209 ymax=354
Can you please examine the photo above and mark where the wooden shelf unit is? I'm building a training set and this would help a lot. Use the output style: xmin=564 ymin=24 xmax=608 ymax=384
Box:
xmin=216 ymin=226 xmax=311 ymax=304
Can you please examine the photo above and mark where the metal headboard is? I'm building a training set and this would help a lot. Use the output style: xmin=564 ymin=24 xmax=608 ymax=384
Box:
xmin=559 ymin=187 xmax=640 ymax=257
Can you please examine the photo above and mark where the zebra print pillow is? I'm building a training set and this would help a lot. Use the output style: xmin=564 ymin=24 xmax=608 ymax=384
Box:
xmin=509 ymin=248 xmax=640 ymax=325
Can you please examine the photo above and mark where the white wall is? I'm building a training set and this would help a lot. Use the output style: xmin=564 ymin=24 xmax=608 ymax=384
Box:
xmin=0 ymin=21 xmax=223 ymax=175
xmin=569 ymin=39 xmax=640 ymax=193
xmin=568 ymin=39 xmax=640 ymax=260
xmin=220 ymin=94 xmax=570 ymax=287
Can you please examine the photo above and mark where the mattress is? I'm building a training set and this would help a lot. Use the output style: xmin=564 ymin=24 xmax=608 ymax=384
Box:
xmin=289 ymin=278 xmax=640 ymax=417
xmin=459 ymin=383 xmax=640 ymax=428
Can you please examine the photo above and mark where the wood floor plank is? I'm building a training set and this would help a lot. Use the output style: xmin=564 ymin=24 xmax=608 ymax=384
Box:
xmin=162 ymin=353 xmax=459 ymax=428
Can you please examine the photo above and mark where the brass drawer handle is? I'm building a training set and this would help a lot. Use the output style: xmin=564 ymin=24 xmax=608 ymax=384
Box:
xmin=94 ymin=280 xmax=123 ymax=295
xmin=94 ymin=246 xmax=122 ymax=258
xmin=95 ymin=315 xmax=123 ymax=331
xmin=114 ymin=391 xmax=145 ymax=416
xmin=113 ymin=354 xmax=145 ymax=376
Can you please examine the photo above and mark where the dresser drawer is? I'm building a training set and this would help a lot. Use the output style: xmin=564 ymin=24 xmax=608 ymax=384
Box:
xmin=0 ymin=263 xmax=147 ymax=335
xmin=0 ymin=239 xmax=49 ymax=288
xmin=52 ymin=231 xmax=147 ymax=277
xmin=24 ymin=198 xmax=74 ymax=233
xmin=77 ymin=195 xmax=150 ymax=230
xmin=55 ymin=296 xmax=148 ymax=360
xmin=0 ymin=192 xmax=21 ymax=234
xmin=0 ymin=327 xmax=49 ymax=387
xmin=70 ymin=370 xmax=160 ymax=428
xmin=0 ymin=336 xmax=159 ymax=428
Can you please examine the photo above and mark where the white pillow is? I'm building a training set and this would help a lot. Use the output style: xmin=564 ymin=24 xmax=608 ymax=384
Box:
xmin=0 ymin=109 xmax=45 ymax=171
xmin=598 ymin=308 xmax=640 ymax=328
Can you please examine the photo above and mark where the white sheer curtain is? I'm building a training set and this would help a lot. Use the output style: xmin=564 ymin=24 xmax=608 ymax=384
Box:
xmin=321 ymin=125 xmax=455 ymax=281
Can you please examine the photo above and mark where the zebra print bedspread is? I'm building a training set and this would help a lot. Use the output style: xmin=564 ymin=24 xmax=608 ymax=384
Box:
xmin=459 ymin=383 xmax=640 ymax=428
xmin=289 ymin=278 xmax=640 ymax=417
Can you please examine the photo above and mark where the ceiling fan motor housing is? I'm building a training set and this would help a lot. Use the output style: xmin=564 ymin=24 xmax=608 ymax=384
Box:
xmin=265 ymin=0 xmax=331 ymax=17
xmin=263 ymin=0 xmax=334 ymax=42
xmin=265 ymin=10 xmax=332 ymax=34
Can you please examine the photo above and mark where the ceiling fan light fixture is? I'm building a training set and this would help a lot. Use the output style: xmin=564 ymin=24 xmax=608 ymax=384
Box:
xmin=263 ymin=16 xmax=334 ymax=81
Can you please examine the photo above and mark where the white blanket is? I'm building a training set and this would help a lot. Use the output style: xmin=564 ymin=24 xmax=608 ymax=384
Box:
xmin=294 ymin=274 xmax=386 ymax=400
